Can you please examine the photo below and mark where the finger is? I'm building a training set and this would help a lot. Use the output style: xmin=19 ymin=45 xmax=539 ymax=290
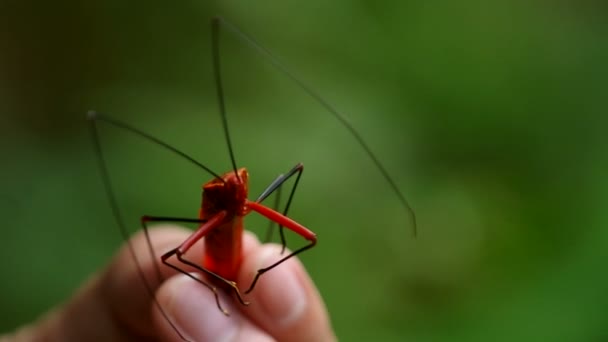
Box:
xmin=4 ymin=225 xmax=195 ymax=342
xmin=3 ymin=272 xmax=131 ymax=342
xmin=237 ymin=244 xmax=336 ymax=342
xmin=154 ymin=232 xmax=274 ymax=342
xmin=154 ymin=275 xmax=274 ymax=342
xmin=102 ymin=225 xmax=203 ymax=339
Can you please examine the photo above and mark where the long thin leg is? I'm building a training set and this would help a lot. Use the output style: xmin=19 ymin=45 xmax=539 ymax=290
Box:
xmin=245 ymin=200 xmax=316 ymax=294
xmin=89 ymin=118 xmax=192 ymax=342
xmin=141 ymin=213 xmax=250 ymax=313
xmin=211 ymin=17 xmax=239 ymax=180
xmin=212 ymin=16 xmax=417 ymax=236
xmin=88 ymin=111 xmax=223 ymax=181
xmin=256 ymin=163 xmax=304 ymax=252
xmin=245 ymin=241 xmax=316 ymax=294
xmin=139 ymin=216 xmax=208 ymax=284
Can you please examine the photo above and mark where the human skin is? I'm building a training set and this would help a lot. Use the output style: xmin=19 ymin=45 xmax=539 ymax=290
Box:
xmin=2 ymin=226 xmax=336 ymax=342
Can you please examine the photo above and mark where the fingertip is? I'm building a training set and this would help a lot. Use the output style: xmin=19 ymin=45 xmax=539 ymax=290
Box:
xmin=238 ymin=244 xmax=335 ymax=342
xmin=249 ymin=245 xmax=307 ymax=326
xmin=242 ymin=230 xmax=262 ymax=255
xmin=154 ymin=274 xmax=240 ymax=342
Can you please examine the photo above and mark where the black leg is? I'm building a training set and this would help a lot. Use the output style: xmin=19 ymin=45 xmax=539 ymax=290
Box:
xmin=141 ymin=215 xmax=250 ymax=315
xmin=245 ymin=240 xmax=316 ymax=294
xmin=89 ymin=118 xmax=193 ymax=341
xmin=255 ymin=163 xmax=304 ymax=252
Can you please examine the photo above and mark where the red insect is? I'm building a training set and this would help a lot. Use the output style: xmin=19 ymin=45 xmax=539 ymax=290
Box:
xmin=88 ymin=17 xmax=415 ymax=342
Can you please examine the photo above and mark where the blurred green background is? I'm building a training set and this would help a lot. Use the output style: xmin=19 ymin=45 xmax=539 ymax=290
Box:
xmin=1 ymin=1 xmax=607 ymax=341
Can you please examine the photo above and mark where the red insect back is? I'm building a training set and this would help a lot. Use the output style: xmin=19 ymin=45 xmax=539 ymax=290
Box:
xmin=201 ymin=168 xmax=249 ymax=281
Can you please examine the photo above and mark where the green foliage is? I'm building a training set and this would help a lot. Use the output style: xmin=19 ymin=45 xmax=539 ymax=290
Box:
xmin=1 ymin=1 xmax=607 ymax=340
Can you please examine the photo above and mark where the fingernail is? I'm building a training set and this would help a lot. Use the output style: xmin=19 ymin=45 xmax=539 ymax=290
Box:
xmin=163 ymin=275 xmax=239 ymax=342
xmin=256 ymin=246 xmax=307 ymax=326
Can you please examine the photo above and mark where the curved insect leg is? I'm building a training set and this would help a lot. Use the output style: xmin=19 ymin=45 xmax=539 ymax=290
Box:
xmin=89 ymin=119 xmax=193 ymax=341
xmin=255 ymin=163 xmax=304 ymax=252
xmin=244 ymin=200 xmax=316 ymax=294
xmin=139 ymin=215 xmax=226 ymax=303
xmin=141 ymin=212 xmax=251 ymax=314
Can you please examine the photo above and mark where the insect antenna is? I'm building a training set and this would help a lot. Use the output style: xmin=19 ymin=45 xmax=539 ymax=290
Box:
xmin=213 ymin=17 xmax=417 ymax=236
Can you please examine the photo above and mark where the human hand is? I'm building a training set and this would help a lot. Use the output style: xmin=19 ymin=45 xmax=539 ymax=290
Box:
xmin=3 ymin=226 xmax=336 ymax=342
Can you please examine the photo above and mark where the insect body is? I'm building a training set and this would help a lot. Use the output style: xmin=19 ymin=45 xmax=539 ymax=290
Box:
xmin=89 ymin=110 xmax=314 ymax=309
xmin=90 ymin=111 xmax=315 ymax=340
xmin=198 ymin=168 xmax=315 ymax=284
xmin=201 ymin=168 xmax=251 ymax=282
xmin=151 ymin=166 xmax=316 ymax=312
